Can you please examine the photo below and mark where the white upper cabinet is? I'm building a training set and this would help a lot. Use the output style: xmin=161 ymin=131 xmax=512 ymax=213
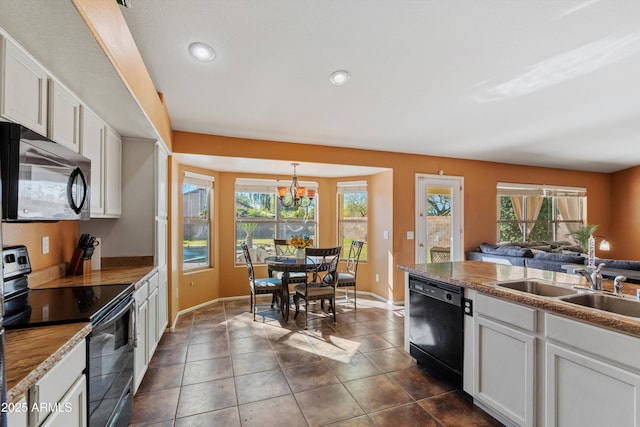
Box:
xmin=0 ymin=35 xmax=48 ymax=135
xmin=80 ymin=106 xmax=105 ymax=216
xmin=104 ymin=126 xmax=122 ymax=217
xmin=48 ymin=79 xmax=81 ymax=152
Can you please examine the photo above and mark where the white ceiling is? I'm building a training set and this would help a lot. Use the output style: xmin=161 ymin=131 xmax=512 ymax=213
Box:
xmin=120 ymin=0 xmax=640 ymax=173
xmin=1 ymin=1 xmax=639 ymax=174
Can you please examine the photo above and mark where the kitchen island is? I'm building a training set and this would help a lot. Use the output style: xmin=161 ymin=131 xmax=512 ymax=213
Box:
xmin=399 ymin=261 xmax=640 ymax=427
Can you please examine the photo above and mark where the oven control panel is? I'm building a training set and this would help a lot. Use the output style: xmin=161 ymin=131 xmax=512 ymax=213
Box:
xmin=3 ymin=245 xmax=32 ymax=280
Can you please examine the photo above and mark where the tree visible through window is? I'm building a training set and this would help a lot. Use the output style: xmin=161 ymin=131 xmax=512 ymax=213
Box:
xmin=235 ymin=179 xmax=317 ymax=264
xmin=497 ymin=183 xmax=585 ymax=244
xmin=183 ymin=173 xmax=213 ymax=271
xmin=338 ymin=182 xmax=368 ymax=261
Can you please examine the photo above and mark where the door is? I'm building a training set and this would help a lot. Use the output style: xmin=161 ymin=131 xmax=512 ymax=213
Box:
xmin=416 ymin=175 xmax=463 ymax=263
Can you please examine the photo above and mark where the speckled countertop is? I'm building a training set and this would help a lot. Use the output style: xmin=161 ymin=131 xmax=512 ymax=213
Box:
xmin=399 ymin=261 xmax=640 ymax=337
xmin=5 ymin=266 xmax=154 ymax=404
xmin=30 ymin=266 xmax=154 ymax=289
xmin=5 ymin=323 xmax=91 ymax=403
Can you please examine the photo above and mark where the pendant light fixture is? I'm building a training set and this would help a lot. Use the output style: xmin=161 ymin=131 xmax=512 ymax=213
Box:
xmin=277 ymin=163 xmax=315 ymax=209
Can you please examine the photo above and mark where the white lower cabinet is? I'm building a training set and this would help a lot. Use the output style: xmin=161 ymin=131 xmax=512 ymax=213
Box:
xmin=147 ymin=287 xmax=159 ymax=361
xmin=133 ymin=269 xmax=165 ymax=394
xmin=7 ymin=394 xmax=28 ymax=427
xmin=545 ymin=342 xmax=640 ymax=427
xmin=39 ymin=375 xmax=86 ymax=427
xmin=133 ymin=280 xmax=149 ymax=393
xmin=469 ymin=293 xmax=640 ymax=427
xmin=473 ymin=294 xmax=536 ymax=427
xmin=29 ymin=340 xmax=86 ymax=427
xmin=544 ymin=313 xmax=640 ymax=427
xmin=158 ymin=265 xmax=169 ymax=341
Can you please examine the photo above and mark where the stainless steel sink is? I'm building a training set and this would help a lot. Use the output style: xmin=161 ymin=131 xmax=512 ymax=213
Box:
xmin=560 ymin=293 xmax=640 ymax=318
xmin=495 ymin=280 xmax=580 ymax=297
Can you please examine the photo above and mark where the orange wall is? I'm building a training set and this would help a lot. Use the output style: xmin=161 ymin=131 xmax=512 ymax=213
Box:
xmin=369 ymin=170 xmax=394 ymax=300
xmin=172 ymin=131 xmax=613 ymax=305
xmin=610 ymin=165 xmax=640 ymax=260
xmin=2 ymin=221 xmax=79 ymax=271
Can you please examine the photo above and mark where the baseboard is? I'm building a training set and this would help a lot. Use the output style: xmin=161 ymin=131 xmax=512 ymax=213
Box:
xmin=169 ymin=290 xmax=404 ymax=330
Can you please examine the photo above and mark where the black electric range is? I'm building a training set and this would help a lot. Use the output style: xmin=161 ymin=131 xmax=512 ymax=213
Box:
xmin=2 ymin=245 xmax=137 ymax=427
xmin=4 ymin=282 xmax=134 ymax=329
xmin=2 ymin=245 xmax=134 ymax=329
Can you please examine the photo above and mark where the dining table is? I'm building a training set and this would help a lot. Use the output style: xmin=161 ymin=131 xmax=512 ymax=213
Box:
xmin=264 ymin=255 xmax=332 ymax=320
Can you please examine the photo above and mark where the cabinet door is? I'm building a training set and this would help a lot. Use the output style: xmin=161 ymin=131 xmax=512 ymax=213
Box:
xmin=158 ymin=265 xmax=169 ymax=339
xmin=30 ymin=340 xmax=86 ymax=426
xmin=147 ymin=287 xmax=159 ymax=361
xmin=40 ymin=375 xmax=87 ymax=427
xmin=156 ymin=218 xmax=167 ymax=268
xmin=104 ymin=126 xmax=122 ymax=217
xmin=79 ymin=106 xmax=105 ymax=216
xmin=155 ymin=143 xmax=168 ymax=218
xmin=134 ymin=298 xmax=148 ymax=393
xmin=6 ymin=394 xmax=28 ymax=427
xmin=48 ymin=80 xmax=80 ymax=152
xmin=0 ymin=36 xmax=48 ymax=134
xmin=474 ymin=315 xmax=535 ymax=427
xmin=545 ymin=342 xmax=640 ymax=427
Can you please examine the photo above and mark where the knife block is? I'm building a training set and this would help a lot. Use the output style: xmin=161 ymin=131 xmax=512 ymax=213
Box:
xmin=68 ymin=248 xmax=91 ymax=276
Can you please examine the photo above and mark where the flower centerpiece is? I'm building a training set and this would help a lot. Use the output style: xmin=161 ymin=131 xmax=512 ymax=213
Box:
xmin=288 ymin=235 xmax=313 ymax=259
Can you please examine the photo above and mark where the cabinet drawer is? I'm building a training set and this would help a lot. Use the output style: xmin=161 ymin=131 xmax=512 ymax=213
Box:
xmin=148 ymin=271 xmax=159 ymax=293
xmin=135 ymin=281 xmax=149 ymax=303
xmin=545 ymin=313 xmax=640 ymax=371
xmin=31 ymin=340 xmax=85 ymax=426
xmin=476 ymin=293 xmax=537 ymax=333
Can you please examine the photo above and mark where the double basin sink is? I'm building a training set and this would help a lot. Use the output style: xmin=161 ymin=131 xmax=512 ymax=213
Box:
xmin=492 ymin=279 xmax=640 ymax=318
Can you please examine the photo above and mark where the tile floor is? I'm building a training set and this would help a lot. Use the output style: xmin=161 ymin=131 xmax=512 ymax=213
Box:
xmin=130 ymin=294 xmax=503 ymax=426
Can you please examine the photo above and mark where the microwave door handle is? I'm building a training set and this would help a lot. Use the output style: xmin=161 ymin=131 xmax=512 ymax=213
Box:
xmin=67 ymin=167 xmax=87 ymax=214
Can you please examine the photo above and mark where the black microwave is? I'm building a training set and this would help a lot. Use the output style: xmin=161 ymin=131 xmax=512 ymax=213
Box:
xmin=0 ymin=122 xmax=91 ymax=221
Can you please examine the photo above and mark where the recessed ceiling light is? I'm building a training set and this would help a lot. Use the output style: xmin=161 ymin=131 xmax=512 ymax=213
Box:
xmin=188 ymin=42 xmax=216 ymax=62
xmin=329 ymin=70 xmax=351 ymax=85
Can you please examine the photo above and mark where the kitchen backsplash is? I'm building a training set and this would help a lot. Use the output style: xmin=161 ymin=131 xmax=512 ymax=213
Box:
xmin=2 ymin=221 xmax=79 ymax=271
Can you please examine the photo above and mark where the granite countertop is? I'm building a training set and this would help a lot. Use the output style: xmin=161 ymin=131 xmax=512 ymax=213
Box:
xmin=5 ymin=266 xmax=154 ymax=403
xmin=399 ymin=261 xmax=640 ymax=337
xmin=30 ymin=266 xmax=154 ymax=289
xmin=5 ymin=323 xmax=91 ymax=403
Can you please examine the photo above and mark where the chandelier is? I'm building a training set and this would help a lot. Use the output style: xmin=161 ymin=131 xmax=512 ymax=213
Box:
xmin=277 ymin=163 xmax=316 ymax=209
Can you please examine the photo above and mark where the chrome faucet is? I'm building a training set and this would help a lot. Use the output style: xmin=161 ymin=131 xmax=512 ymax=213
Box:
xmin=613 ymin=275 xmax=627 ymax=297
xmin=576 ymin=263 xmax=606 ymax=290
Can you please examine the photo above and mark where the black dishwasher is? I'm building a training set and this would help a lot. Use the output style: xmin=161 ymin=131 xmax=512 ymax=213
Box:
xmin=409 ymin=275 xmax=465 ymax=389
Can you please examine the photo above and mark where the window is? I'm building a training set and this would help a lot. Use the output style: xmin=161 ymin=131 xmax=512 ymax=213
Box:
xmin=235 ymin=179 xmax=317 ymax=264
xmin=183 ymin=172 xmax=213 ymax=271
xmin=497 ymin=183 xmax=585 ymax=244
xmin=337 ymin=181 xmax=368 ymax=261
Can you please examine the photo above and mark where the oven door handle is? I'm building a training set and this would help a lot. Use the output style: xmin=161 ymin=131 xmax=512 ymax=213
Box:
xmin=92 ymin=298 xmax=133 ymax=336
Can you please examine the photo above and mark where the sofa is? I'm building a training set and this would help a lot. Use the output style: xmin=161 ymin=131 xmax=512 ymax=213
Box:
xmin=466 ymin=241 xmax=640 ymax=284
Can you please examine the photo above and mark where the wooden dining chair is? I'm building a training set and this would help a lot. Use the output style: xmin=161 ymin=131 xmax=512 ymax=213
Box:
xmin=293 ymin=246 xmax=342 ymax=328
xmin=325 ymin=240 xmax=364 ymax=310
xmin=241 ymin=242 xmax=284 ymax=321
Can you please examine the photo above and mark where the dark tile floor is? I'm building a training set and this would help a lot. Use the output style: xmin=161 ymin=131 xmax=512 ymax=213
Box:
xmin=130 ymin=294 xmax=502 ymax=426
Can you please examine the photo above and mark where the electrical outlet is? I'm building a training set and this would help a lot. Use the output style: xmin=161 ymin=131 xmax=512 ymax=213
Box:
xmin=42 ymin=236 xmax=49 ymax=254
xmin=375 ymin=274 xmax=380 ymax=282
